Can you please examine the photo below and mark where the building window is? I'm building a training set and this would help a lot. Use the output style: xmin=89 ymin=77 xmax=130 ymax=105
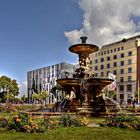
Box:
xmin=107 ymin=71 xmax=110 ymax=76
xmin=128 ymin=76 xmax=132 ymax=81
xmin=121 ymin=46 xmax=124 ymax=50
xmin=119 ymin=85 xmax=124 ymax=92
xmin=101 ymin=65 xmax=104 ymax=69
xmin=95 ymin=59 xmax=98 ymax=63
xmin=107 ymin=63 xmax=110 ymax=68
xmin=98 ymin=52 xmax=100 ymax=56
xmin=104 ymin=51 xmax=106 ymax=55
xmin=113 ymin=62 xmax=117 ymax=67
xmin=120 ymin=53 xmax=124 ymax=58
xmin=113 ymin=70 xmax=117 ymax=75
xmin=101 ymin=52 xmax=103 ymax=55
xmin=114 ymin=55 xmax=117 ymax=59
xmin=128 ymin=67 xmax=132 ymax=73
xmin=120 ymin=61 xmax=124 ymax=66
xmin=95 ymin=73 xmax=98 ymax=77
xmin=128 ymin=59 xmax=132 ymax=65
xmin=120 ymin=69 xmax=124 ymax=74
xmin=114 ymin=48 xmax=116 ymax=52
xmin=90 ymin=61 xmax=92 ymax=64
xmin=107 ymin=56 xmax=110 ymax=61
xmin=111 ymin=49 xmax=113 ymax=53
xmin=95 ymin=66 xmax=98 ymax=71
xmin=128 ymin=51 xmax=132 ymax=56
xmin=120 ymin=77 xmax=124 ymax=82
xmin=107 ymin=50 xmax=109 ymax=54
xmin=127 ymin=85 xmax=132 ymax=92
xmin=118 ymin=48 xmax=120 ymax=51
xmin=101 ymin=72 xmax=104 ymax=77
xmin=101 ymin=58 xmax=104 ymax=62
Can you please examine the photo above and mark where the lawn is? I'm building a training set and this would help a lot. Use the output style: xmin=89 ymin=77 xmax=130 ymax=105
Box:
xmin=0 ymin=127 xmax=140 ymax=140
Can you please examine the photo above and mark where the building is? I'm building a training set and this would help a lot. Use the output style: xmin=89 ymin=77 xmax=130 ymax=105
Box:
xmin=90 ymin=35 xmax=140 ymax=104
xmin=27 ymin=62 xmax=75 ymax=104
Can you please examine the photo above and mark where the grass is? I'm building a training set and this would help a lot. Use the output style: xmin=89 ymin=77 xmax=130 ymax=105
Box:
xmin=0 ymin=127 xmax=140 ymax=140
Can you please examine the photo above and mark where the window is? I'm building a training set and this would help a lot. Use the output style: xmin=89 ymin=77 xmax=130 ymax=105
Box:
xmin=114 ymin=48 xmax=116 ymax=52
xmin=120 ymin=53 xmax=124 ymax=58
xmin=113 ymin=70 xmax=117 ymax=75
xmin=90 ymin=61 xmax=92 ymax=64
xmin=107 ymin=63 xmax=110 ymax=68
xmin=113 ymin=62 xmax=117 ymax=67
xmin=107 ymin=71 xmax=110 ymax=76
xmin=119 ymin=85 xmax=124 ymax=92
xmin=128 ymin=51 xmax=132 ymax=56
xmin=107 ymin=50 xmax=109 ymax=54
xmin=128 ymin=67 xmax=132 ymax=73
xmin=101 ymin=52 xmax=103 ymax=55
xmin=127 ymin=85 xmax=132 ymax=92
xmin=101 ymin=58 xmax=104 ymax=62
xmin=111 ymin=49 xmax=113 ymax=53
xmin=121 ymin=46 xmax=124 ymax=50
xmin=101 ymin=72 xmax=104 ymax=77
xmin=101 ymin=65 xmax=104 ymax=69
xmin=95 ymin=73 xmax=98 ymax=77
xmin=120 ymin=69 xmax=124 ymax=74
xmin=114 ymin=55 xmax=117 ymax=59
xmin=120 ymin=77 xmax=124 ymax=82
xmin=95 ymin=66 xmax=98 ymax=71
xmin=118 ymin=48 xmax=120 ymax=51
xmin=95 ymin=59 xmax=98 ymax=63
xmin=107 ymin=56 xmax=110 ymax=61
xmin=128 ymin=76 xmax=132 ymax=81
xmin=128 ymin=59 xmax=132 ymax=65
xmin=120 ymin=61 xmax=124 ymax=66
xmin=104 ymin=51 xmax=106 ymax=55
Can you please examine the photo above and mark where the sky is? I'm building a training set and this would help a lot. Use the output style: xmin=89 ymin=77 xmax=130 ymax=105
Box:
xmin=0 ymin=0 xmax=140 ymax=96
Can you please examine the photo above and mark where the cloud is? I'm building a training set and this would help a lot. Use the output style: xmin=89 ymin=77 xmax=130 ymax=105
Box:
xmin=18 ymin=81 xmax=27 ymax=97
xmin=64 ymin=0 xmax=140 ymax=46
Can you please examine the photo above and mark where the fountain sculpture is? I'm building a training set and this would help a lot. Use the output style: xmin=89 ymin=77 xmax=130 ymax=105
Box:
xmin=57 ymin=37 xmax=116 ymax=116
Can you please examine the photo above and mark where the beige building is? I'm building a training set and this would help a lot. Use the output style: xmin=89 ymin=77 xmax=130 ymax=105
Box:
xmin=90 ymin=35 xmax=140 ymax=104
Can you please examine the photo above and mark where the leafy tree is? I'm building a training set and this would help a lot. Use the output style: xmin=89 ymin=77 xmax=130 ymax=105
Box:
xmin=135 ymin=90 xmax=140 ymax=102
xmin=32 ymin=92 xmax=41 ymax=104
xmin=0 ymin=76 xmax=19 ymax=103
xmin=20 ymin=94 xmax=27 ymax=103
xmin=40 ymin=90 xmax=49 ymax=104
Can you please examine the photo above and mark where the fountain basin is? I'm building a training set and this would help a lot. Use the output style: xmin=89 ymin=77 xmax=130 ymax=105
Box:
xmin=57 ymin=78 xmax=113 ymax=87
xmin=69 ymin=44 xmax=99 ymax=54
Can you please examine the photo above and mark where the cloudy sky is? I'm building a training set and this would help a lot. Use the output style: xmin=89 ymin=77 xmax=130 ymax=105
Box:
xmin=0 ymin=0 xmax=140 ymax=96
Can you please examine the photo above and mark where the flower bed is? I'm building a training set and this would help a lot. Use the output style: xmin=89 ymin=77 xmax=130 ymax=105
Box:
xmin=99 ymin=113 xmax=140 ymax=130
xmin=0 ymin=112 xmax=88 ymax=133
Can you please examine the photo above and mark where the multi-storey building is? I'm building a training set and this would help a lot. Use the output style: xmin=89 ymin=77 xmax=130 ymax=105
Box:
xmin=90 ymin=35 xmax=140 ymax=105
xmin=27 ymin=62 xmax=75 ymax=104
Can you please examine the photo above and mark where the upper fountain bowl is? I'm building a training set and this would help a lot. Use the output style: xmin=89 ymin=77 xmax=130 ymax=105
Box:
xmin=69 ymin=43 xmax=99 ymax=54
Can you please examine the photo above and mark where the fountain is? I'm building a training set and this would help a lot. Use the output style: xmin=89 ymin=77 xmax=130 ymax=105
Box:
xmin=56 ymin=37 xmax=118 ymax=116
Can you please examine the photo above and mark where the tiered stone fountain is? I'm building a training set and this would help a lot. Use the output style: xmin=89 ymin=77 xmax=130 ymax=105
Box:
xmin=57 ymin=37 xmax=115 ymax=116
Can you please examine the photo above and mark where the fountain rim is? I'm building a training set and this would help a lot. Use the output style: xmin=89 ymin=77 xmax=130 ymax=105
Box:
xmin=56 ymin=78 xmax=114 ymax=86
xmin=69 ymin=43 xmax=99 ymax=54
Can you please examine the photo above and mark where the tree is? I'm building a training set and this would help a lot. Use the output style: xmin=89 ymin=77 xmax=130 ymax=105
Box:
xmin=32 ymin=93 xmax=41 ymax=104
xmin=20 ymin=94 xmax=27 ymax=103
xmin=40 ymin=90 xmax=49 ymax=104
xmin=0 ymin=76 xmax=19 ymax=103
xmin=135 ymin=90 xmax=140 ymax=103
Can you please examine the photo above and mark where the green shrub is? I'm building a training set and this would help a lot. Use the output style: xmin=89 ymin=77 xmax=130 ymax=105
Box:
xmin=100 ymin=113 xmax=140 ymax=130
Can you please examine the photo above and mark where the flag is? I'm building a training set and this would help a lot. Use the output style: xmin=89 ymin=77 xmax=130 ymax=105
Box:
xmin=108 ymin=73 xmax=116 ymax=91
